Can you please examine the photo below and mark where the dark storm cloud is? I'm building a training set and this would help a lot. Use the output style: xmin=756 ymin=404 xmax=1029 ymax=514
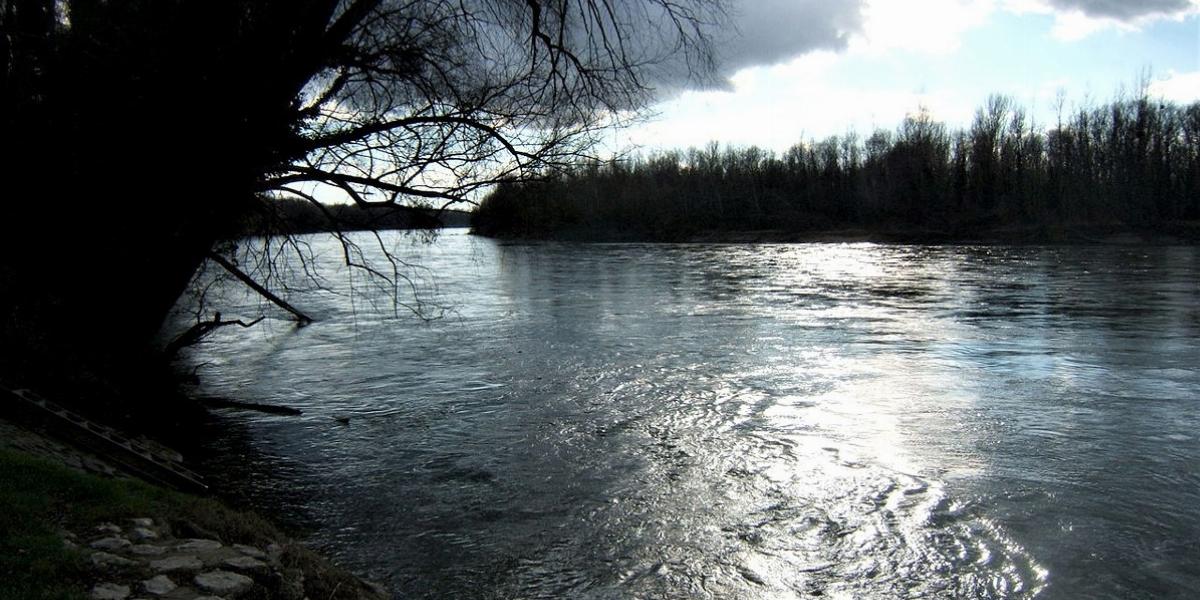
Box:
xmin=548 ymin=0 xmax=865 ymax=97
xmin=719 ymin=0 xmax=865 ymax=75
xmin=1045 ymin=0 xmax=1196 ymax=20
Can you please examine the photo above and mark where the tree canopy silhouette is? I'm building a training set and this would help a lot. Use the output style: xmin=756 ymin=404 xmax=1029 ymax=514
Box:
xmin=473 ymin=92 xmax=1200 ymax=242
xmin=0 ymin=0 xmax=723 ymax=398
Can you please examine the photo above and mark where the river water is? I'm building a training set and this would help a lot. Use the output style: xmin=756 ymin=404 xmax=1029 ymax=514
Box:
xmin=177 ymin=230 xmax=1200 ymax=599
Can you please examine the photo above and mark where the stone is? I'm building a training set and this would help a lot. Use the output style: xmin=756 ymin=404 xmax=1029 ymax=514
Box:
xmin=142 ymin=575 xmax=177 ymax=596
xmin=194 ymin=597 xmax=227 ymax=600
xmin=91 ymin=583 xmax=131 ymax=600
xmin=150 ymin=556 xmax=203 ymax=572
xmin=194 ymin=571 xmax=253 ymax=597
xmin=231 ymin=544 xmax=266 ymax=559
xmin=266 ymin=543 xmax=283 ymax=561
xmin=177 ymin=539 xmax=223 ymax=553
xmin=90 ymin=536 xmax=131 ymax=551
xmin=91 ymin=551 xmax=137 ymax=568
xmin=130 ymin=518 xmax=155 ymax=528
xmin=130 ymin=544 xmax=168 ymax=556
xmin=130 ymin=527 xmax=159 ymax=541
xmin=82 ymin=457 xmax=116 ymax=475
xmin=222 ymin=556 xmax=268 ymax=573
xmin=96 ymin=523 xmax=122 ymax=534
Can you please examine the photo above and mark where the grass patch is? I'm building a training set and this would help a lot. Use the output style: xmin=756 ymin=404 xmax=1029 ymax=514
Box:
xmin=0 ymin=446 xmax=381 ymax=600
xmin=0 ymin=449 xmax=95 ymax=600
xmin=0 ymin=448 xmax=283 ymax=600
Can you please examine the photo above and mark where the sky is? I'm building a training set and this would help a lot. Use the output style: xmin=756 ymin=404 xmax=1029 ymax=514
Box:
xmin=617 ymin=0 xmax=1200 ymax=155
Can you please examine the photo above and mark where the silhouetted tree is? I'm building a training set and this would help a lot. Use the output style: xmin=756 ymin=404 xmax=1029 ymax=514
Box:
xmin=0 ymin=0 xmax=724 ymax=398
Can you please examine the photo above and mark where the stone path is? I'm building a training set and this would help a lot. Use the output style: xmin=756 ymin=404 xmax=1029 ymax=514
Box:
xmin=77 ymin=518 xmax=302 ymax=600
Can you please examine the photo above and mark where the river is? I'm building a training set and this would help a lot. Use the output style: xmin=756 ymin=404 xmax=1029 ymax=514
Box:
xmin=177 ymin=230 xmax=1200 ymax=599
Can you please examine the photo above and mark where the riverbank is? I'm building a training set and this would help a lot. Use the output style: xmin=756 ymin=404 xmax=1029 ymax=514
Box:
xmin=474 ymin=221 xmax=1200 ymax=246
xmin=0 ymin=417 xmax=385 ymax=600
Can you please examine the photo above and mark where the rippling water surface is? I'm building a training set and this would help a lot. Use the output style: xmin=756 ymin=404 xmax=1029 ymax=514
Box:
xmin=179 ymin=231 xmax=1200 ymax=599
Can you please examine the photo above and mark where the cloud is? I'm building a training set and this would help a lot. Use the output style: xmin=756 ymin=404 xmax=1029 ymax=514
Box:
xmin=853 ymin=0 xmax=995 ymax=55
xmin=1002 ymin=0 xmax=1200 ymax=39
xmin=624 ymin=52 xmax=978 ymax=153
xmin=639 ymin=0 xmax=864 ymax=96
xmin=699 ymin=0 xmax=1198 ymax=83
xmin=1043 ymin=0 xmax=1197 ymax=20
xmin=1149 ymin=70 xmax=1200 ymax=102
xmin=718 ymin=0 xmax=865 ymax=74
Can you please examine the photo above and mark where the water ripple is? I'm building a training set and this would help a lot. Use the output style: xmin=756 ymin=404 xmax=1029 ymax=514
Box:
xmin=178 ymin=232 xmax=1200 ymax=599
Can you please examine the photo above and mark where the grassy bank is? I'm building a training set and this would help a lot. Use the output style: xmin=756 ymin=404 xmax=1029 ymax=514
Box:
xmin=0 ymin=447 xmax=376 ymax=600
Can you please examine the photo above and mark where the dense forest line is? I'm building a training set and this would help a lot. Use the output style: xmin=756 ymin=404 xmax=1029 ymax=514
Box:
xmin=472 ymin=92 xmax=1200 ymax=242
xmin=237 ymin=198 xmax=473 ymax=237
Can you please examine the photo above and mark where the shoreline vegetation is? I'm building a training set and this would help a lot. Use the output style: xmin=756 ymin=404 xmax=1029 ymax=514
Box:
xmin=474 ymin=223 xmax=1200 ymax=245
xmin=0 ymin=417 xmax=384 ymax=600
xmin=237 ymin=199 xmax=472 ymax=238
xmin=471 ymin=91 xmax=1200 ymax=244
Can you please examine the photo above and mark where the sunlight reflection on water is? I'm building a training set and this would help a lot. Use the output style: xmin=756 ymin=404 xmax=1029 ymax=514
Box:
xmin=177 ymin=231 xmax=1200 ymax=599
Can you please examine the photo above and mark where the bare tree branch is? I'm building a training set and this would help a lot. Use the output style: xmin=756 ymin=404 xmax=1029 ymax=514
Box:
xmin=205 ymin=251 xmax=315 ymax=324
xmin=164 ymin=313 xmax=265 ymax=359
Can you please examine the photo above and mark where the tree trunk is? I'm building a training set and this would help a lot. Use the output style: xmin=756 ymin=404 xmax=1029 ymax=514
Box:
xmin=1 ymin=1 xmax=318 ymax=405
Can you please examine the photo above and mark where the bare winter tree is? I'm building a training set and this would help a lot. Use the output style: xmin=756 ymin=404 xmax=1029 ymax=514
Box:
xmin=0 ymin=0 xmax=726 ymax=385
xmin=231 ymin=0 xmax=728 ymax=329
xmin=271 ymin=1 xmax=725 ymax=208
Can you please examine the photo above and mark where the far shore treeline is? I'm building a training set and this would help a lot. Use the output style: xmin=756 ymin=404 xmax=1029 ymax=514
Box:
xmin=238 ymin=198 xmax=472 ymax=237
xmin=472 ymin=92 xmax=1200 ymax=242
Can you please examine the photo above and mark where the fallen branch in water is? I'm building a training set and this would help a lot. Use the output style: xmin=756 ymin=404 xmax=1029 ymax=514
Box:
xmin=206 ymin=251 xmax=314 ymax=325
xmin=195 ymin=396 xmax=303 ymax=416
xmin=164 ymin=314 xmax=264 ymax=359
